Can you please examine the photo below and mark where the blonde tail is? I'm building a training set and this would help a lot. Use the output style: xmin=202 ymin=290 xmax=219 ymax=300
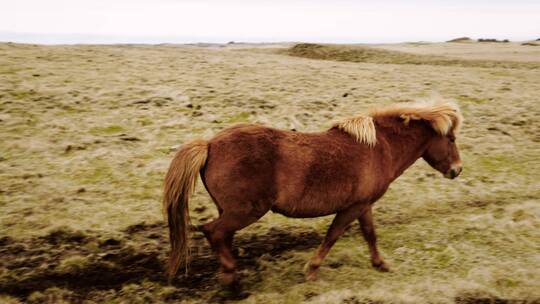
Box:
xmin=162 ymin=139 xmax=208 ymax=280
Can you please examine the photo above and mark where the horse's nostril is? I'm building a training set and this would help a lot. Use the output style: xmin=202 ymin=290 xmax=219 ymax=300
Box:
xmin=445 ymin=166 xmax=462 ymax=179
xmin=451 ymin=166 xmax=462 ymax=178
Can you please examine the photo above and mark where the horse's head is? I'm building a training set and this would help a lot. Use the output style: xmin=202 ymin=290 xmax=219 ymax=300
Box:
xmin=422 ymin=130 xmax=462 ymax=179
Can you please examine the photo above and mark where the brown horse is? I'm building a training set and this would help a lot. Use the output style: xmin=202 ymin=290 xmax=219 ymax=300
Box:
xmin=163 ymin=99 xmax=463 ymax=285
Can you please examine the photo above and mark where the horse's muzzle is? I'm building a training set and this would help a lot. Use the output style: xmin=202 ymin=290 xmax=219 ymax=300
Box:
xmin=444 ymin=165 xmax=462 ymax=179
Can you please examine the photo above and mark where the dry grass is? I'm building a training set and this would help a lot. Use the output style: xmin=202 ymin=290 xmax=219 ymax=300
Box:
xmin=0 ymin=41 xmax=539 ymax=303
xmin=285 ymin=43 xmax=540 ymax=69
xmin=372 ymin=41 xmax=540 ymax=62
xmin=446 ymin=37 xmax=474 ymax=43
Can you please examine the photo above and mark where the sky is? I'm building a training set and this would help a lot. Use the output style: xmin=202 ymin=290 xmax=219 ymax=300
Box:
xmin=1 ymin=0 xmax=539 ymax=44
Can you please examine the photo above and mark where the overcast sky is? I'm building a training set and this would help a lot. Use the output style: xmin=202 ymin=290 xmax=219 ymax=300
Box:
xmin=1 ymin=0 xmax=539 ymax=44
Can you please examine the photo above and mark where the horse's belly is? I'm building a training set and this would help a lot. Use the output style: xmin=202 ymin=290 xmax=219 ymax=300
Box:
xmin=270 ymin=205 xmax=339 ymax=218
xmin=270 ymin=196 xmax=351 ymax=218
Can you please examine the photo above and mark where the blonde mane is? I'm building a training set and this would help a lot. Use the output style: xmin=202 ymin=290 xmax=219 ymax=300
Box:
xmin=335 ymin=99 xmax=462 ymax=146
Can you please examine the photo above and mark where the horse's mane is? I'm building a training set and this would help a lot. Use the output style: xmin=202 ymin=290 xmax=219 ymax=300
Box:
xmin=334 ymin=99 xmax=462 ymax=146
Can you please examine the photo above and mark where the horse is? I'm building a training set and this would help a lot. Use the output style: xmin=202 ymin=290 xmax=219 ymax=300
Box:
xmin=163 ymin=99 xmax=463 ymax=286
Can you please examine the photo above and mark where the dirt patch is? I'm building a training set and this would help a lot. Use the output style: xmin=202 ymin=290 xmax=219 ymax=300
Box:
xmin=0 ymin=223 xmax=322 ymax=302
xmin=455 ymin=293 xmax=527 ymax=304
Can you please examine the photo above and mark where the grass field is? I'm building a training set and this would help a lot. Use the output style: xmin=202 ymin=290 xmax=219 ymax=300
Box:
xmin=1 ymin=41 xmax=539 ymax=303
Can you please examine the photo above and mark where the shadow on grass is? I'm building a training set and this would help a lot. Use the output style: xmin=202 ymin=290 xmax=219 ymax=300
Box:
xmin=0 ymin=222 xmax=322 ymax=302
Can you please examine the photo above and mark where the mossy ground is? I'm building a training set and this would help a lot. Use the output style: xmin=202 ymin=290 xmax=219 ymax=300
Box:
xmin=0 ymin=42 xmax=539 ymax=303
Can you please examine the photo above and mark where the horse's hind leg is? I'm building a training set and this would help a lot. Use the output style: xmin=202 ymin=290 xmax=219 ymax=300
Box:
xmin=200 ymin=206 xmax=268 ymax=286
xmin=305 ymin=205 xmax=366 ymax=281
xmin=358 ymin=206 xmax=389 ymax=272
xmin=201 ymin=223 xmax=236 ymax=285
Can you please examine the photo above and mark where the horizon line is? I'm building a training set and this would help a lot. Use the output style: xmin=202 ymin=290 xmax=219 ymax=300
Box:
xmin=1 ymin=31 xmax=537 ymax=46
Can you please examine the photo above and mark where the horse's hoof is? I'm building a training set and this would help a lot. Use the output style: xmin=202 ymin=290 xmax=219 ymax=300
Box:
xmin=304 ymin=261 xmax=319 ymax=281
xmin=305 ymin=270 xmax=318 ymax=281
xmin=212 ymin=283 xmax=250 ymax=302
xmin=373 ymin=261 xmax=390 ymax=272
xmin=219 ymin=271 xmax=237 ymax=286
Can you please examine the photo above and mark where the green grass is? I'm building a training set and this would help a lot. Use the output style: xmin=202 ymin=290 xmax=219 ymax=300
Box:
xmin=0 ymin=42 xmax=538 ymax=303
xmin=227 ymin=111 xmax=251 ymax=123
xmin=89 ymin=124 xmax=125 ymax=135
xmin=8 ymin=90 xmax=36 ymax=100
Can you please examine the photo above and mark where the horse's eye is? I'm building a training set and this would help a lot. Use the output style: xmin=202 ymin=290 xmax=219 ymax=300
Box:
xmin=449 ymin=138 xmax=455 ymax=143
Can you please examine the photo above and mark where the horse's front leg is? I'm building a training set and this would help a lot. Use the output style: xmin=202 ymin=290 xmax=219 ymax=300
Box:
xmin=305 ymin=206 xmax=363 ymax=281
xmin=358 ymin=206 xmax=390 ymax=272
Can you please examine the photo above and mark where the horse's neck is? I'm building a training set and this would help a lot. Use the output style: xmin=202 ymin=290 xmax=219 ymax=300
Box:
xmin=378 ymin=120 xmax=432 ymax=180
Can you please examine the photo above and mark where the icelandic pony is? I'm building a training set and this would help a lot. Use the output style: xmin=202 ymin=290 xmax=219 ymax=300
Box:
xmin=163 ymin=99 xmax=463 ymax=285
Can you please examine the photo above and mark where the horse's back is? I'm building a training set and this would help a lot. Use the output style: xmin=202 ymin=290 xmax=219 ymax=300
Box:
xmin=202 ymin=124 xmax=282 ymax=210
xmin=272 ymin=127 xmax=374 ymax=216
xmin=202 ymin=124 xmax=388 ymax=217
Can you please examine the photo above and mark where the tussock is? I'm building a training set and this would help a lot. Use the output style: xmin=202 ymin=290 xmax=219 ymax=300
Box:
xmin=447 ymin=37 xmax=473 ymax=43
xmin=286 ymin=43 xmax=540 ymax=69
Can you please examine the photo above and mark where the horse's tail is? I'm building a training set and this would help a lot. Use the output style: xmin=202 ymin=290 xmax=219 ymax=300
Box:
xmin=162 ymin=139 xmax=208 ymax=280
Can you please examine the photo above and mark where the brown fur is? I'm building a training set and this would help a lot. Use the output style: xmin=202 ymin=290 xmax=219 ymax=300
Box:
xmin=163 ymin=101 xmax=463 ymax=285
